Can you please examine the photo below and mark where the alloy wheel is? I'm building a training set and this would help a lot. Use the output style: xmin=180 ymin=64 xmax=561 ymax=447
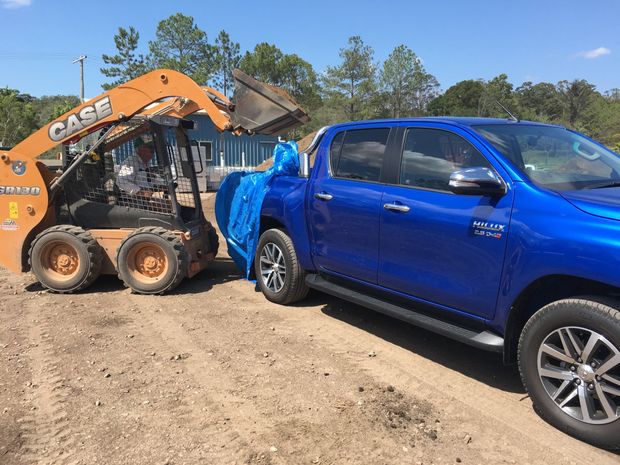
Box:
xmin=259 ymin=242 xmax=286 ymax=293
xmin=537 ymin=326 xmax=620 ymax=424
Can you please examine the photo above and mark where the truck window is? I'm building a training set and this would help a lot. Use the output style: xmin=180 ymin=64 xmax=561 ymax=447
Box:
xmin=400 ymin=128 xmax=491 ymax=191
xmin=329 ymin=132 xmax=345 ymax=174
xmin=331 ymin=128 xmax=390 ymax=182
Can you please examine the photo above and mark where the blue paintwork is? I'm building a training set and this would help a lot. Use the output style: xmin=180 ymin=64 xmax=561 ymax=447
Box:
xmin=260 ymin=116 xmax=620 ymax=343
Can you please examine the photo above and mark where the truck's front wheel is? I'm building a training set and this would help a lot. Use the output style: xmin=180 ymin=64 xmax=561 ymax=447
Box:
xmin=518 ymin=297 xmax=620 ymax=449
xmin=255 ymin=229 xmax=309 ymax=305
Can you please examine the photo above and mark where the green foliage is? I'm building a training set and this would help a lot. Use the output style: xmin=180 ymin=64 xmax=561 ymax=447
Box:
xmin=479 ymin=74 xmax=515 ymax=117
xmin=0 ymin=88 xmax=37 ymax=147
xmin=239 ymin=43 xmax=284 ymax=84
xmin=212 ymin=30 xmax=241 ymax=97
xmin=556 ymin=79 xmax=596 ymax=125
xmin=148 ymin=13 xmax=214 ymax=84
xmin=240 ymin=43 xmax=321 ymax=112
xmin=515 ymin=82 xmax=561 ymax=121
xmin=32 ymin=95 xmax=81 ymax=126
xmin=322 ymin=36 xmax=377 ymax=121
xmin=428 ymin=80 xmax=485 ymax=116
xmin=101 ymin=26 xmax=149 ymax=90
xmin=380 ymin=44 xmax=439 ymax=117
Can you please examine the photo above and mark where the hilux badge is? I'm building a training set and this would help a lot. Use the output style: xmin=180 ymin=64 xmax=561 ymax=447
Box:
xmin=472 ymin=220 xmax=506 ymax=239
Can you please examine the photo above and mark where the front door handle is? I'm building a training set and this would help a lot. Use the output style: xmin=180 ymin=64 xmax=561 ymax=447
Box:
xmin=383 ymin=202 xmax=410 ymax=213
xmin=314 ymin=192 xmax=334 ymax=201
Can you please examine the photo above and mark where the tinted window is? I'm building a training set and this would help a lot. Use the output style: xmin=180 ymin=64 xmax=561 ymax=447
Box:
xmin=400 ymin=128 xmax=491 ymax=190
xmin=332 ymin=128 xmax=390 ymax=182
xmin=329 ymin=131 xmax=344 ymax=174
xmin=475 ymin=124 xmax=620 ymax=191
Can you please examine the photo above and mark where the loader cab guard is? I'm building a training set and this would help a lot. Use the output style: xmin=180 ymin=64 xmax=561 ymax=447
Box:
xmin=60 ymin=116 xmax=204 ymax=232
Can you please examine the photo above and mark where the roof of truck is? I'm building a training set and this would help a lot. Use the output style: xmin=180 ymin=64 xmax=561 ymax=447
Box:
xmin=330 ymin=117 xmax=560 ymax=129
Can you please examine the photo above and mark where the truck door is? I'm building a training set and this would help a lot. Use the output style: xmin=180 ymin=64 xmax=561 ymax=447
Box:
xmin=308 ymin=126 xmax=392 ymax=284
xmin=378 ymin=124 xmax=514 ymax=319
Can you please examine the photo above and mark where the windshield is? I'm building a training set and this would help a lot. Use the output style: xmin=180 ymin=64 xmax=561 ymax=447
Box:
xmin=474 ymin=124 xmax=620 ymax=191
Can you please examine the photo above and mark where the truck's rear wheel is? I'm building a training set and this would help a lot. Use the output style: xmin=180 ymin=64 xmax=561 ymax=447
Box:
xmin=116 ymin=227 xmax=187 ymax=295
xmin=29 ymin=225 xmax=102 ymax=293
xmin=255 ymin=229 xmax=309 ymax=305
xmin=518 ymin=297 xmax=620 ymax=449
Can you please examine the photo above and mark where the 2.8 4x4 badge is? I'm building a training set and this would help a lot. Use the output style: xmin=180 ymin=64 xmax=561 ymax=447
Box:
xmin=11 ymin=160 xmax=26 ymax=176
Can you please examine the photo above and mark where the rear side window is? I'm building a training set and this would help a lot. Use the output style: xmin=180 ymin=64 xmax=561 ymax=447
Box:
xmin=400 ymin=128 xmax=491 ymax=191
xmin=330 ymin=128 xmax=390 ymax=182
xmin=329 ymin=131 xmax=345 ymax=174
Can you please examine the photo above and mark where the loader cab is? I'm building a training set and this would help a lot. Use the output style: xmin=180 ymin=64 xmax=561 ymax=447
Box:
xmin=59 ymin=115 xmax=204 ymax=232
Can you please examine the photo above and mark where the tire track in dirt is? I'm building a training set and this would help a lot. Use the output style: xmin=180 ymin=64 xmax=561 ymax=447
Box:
xmin=19 ymin=302 xmax=79 ymax=465
xmin=117 ymin=292 xmax=285 ymax=464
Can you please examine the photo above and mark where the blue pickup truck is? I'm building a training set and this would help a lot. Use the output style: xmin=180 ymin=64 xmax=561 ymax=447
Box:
xmin=251 ymin=117 xmax=620 ymax=448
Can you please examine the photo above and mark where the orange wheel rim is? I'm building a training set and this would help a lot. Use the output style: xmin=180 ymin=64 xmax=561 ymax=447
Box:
xmin=127 ymin=242 xmax=168 ymax=283
xmin=40 ymin=241 xmax=81 ymax=282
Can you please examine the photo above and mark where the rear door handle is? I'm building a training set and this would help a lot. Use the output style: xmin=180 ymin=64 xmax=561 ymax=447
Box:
xmin=314 ymin=192 xmax=333 ymax=201
xmin=383 ymin=202 xmax=410 ymax=213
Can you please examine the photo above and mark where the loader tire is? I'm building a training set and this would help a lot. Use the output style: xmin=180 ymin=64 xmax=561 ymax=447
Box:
xmin=116 ymin=226 xmax=187 ymax=295
xmin=206 ymin=222 xmax=219 ymax=257
xmin=29 ymin=225 xmax=103 ymax=293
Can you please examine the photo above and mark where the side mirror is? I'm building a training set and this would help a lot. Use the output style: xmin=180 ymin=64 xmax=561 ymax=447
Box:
xmin=448 ymin=167 xmax=506 ymax=196
xmin=300 ymin=151 xmax=310 ymax=178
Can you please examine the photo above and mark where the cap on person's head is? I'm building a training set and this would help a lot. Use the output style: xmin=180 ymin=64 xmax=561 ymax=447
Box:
xmin=134 ymin=137 xmax=154 ymax=150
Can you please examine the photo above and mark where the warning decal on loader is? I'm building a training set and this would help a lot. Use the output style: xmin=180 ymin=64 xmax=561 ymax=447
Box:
xmin=9 ymin=202 xmax=18 ymax=219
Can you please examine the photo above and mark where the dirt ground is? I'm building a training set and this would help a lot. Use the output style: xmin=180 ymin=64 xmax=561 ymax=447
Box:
xmin=1 ymin=194 xmax=619 ymax=465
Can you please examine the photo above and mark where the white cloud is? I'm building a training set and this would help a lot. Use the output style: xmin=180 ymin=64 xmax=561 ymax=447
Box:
xmin=576 ymin=47 xmax=611 ymax=59
xmin=1 ymin=0 xmax=31 ymax=9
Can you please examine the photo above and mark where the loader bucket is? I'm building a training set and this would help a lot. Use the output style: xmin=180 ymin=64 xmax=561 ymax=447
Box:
xmin=231 ymin=69 xmax=310 ymax=135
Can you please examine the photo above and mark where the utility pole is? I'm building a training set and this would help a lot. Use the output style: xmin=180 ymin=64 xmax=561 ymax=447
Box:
xmin=72 ymin=55 xmax=87 ymax=102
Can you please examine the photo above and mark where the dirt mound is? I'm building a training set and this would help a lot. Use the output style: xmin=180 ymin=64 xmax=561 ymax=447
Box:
xmin=255 ymin=131 xmax=318 ymax=172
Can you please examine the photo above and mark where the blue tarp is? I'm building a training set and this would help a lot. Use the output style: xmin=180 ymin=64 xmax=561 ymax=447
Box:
xmin=215 ymin=141 xmax=299 ymax=279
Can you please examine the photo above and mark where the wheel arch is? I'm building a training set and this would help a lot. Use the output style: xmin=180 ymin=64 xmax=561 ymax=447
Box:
xmin=250 ymin=216 xmax=288 ymax=280
xmin=503 ymin=274 xmax=620 ymax=364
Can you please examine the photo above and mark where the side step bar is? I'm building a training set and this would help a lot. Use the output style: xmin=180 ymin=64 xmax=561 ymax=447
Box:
xmin=305 ymin=274 xmax=504 ymax=353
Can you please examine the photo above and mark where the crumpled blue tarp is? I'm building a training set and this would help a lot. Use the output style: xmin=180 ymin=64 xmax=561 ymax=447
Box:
xmin=215 ymin=141 xmax=299 ymax=279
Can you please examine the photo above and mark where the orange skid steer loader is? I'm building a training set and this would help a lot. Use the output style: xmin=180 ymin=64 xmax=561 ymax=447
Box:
xmin=0 ymin=69 xmax=308 ymax=294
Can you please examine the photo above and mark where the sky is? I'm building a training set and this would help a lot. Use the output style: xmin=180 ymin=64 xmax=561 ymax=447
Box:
xmin=0 ymin=0 xmax=619 ymax=98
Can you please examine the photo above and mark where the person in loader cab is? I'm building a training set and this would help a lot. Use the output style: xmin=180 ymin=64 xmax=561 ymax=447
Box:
xmin=115 ymin=137 xmax=171 ymax=212
xmin=116 ymin=137 xmax=166 ymax=199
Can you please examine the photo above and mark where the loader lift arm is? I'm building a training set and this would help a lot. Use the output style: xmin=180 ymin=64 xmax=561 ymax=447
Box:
xmin=8 ymin=70 xmax=235 ymax=162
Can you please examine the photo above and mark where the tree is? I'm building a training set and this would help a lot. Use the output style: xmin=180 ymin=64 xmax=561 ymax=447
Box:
xmin=479 ymin=74 xmax=515 ymax=117
xmin=101 ymin=26 xmax=148 ymax=90
xmin=515 ymin=82 xmax=561 ymax=121
xmin=322 ymin=36 xmax=377 ymax=120
xmin=148 ymin=13 xmax=214 ymax=84
xmin=32 ymin=95 xmax=81 ymax=126
xmin=239 ymin=43 xmax=285 ymax=84
xmin=557 ymin=79 xmax=597 ymax=125
xmin=0 ymin=89 xmax=37 ymax=147
xmin=380 ymin=44 xmax=439 ymax=117
xmin=428 ymin=80 xmax=485 ymax=116
xmin=240 ymin=43 xmax=321 ymax=111
xmin=212 ymin=30 xmax=241 ymax=97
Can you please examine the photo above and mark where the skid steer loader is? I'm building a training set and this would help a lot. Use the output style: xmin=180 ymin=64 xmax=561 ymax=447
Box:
xmin=0 ymin=69 xmax=308 ymax=294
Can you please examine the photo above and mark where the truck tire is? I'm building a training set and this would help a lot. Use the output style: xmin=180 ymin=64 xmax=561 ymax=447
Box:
xmin=116 ymin=227 xmax=187 ymax=295
xmin=29 ymin=225 xmax=102 ymax=293
xmin=518 ymin=297 xmax=620 ymax=449
xmin=255 ymin=229 xmax=309 ymax=305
